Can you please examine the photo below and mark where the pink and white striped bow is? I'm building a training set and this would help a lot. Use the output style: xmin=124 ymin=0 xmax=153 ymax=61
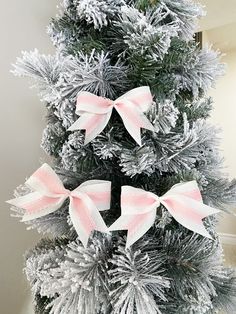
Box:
xmin=109 ymin=181 xmax=220 ymax=248
xmin=7 ymin=163 xmax=111 ymax=247
xmin=68 ymin=86 xmax=154 ymax=146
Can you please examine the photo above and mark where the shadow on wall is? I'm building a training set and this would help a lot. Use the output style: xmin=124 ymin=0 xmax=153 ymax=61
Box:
xmin=0 ymin=1 xmax=57 ymax=314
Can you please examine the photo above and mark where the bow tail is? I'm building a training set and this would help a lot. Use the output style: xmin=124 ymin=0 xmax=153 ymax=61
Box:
xmin=68 ymin=112 xmax=112 ymax=145
xmin=7 ymin=192 xmax=66 ymax=222
xmin=116 ymin=104 xmax=154 ymax=146
xmin=109 ymin=210 xmax=156 ymax=248
xmin=161 ymin=196 xmax=221 ymax=239
xmin=69 ymin=195 xmax=109 ymax=247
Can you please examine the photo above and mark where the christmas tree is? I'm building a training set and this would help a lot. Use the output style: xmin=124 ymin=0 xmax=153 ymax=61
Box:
xmin=8 ymin=0 xmax=236 ymax=313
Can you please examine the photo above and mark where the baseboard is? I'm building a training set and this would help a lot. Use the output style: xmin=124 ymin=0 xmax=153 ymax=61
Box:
xmin=219 ymin=233 xmax=236 ymax=245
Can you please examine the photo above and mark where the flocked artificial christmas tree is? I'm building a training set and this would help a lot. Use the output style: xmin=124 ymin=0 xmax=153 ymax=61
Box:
xmin=7 ymin=0 xmax=236 ymax=313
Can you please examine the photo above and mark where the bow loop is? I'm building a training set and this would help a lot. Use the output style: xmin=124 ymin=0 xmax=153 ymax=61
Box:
xmin=68 ymin=86 xmax=154 ymax=145
xmin=76 ymin=91 xmax=113 ymax=115
xmin=8 ymin=191 xmax=67 ymax=222
xmin=26 ymin=163 xmax=67 ymax=197
xmin=116 ymin=86 xmax=153 ymax=112
xmin=121 ymin=186 xmax=160 ymax=215
xmin=76 ymin=180 xmax=111 ymax=211
xmin=7 ymin=164 xmax=111 ymax=248
xmin=161 ymin=181 xmax=203 ymax=202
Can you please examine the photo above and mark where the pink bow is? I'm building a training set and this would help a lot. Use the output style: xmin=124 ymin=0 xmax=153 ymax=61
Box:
xmin=109 ymin=181 xmax=220 ymax=248
xmin=68 ymin=86 xmax=154 ymax=146
xmin=7 ymin=163 xmax=111 ymax=247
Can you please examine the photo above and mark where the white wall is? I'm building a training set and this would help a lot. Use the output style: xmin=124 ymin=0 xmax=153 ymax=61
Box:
xmin=203 ymin=30 xmax=236 ymax=235
xmin=209 ymin=50 xmax=236 ymax=234
xmin=210 ymin=50 xmax=236 ymax=180
xmin=0 ymin=1 xmax=57 ymax=313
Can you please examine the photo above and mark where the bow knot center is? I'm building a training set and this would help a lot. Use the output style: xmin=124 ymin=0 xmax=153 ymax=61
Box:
xmin=65 ymin=189 xmax=72 ymax=197
xmin=104 ymin=98 xmax=114 ymax=109
xmin=65 ymin=189 xmax=86 ymax=200
xmin=154 ymin=196 xmax=161 ymax=208
xmin=113 ymin=99 xmax=125 ymax=108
